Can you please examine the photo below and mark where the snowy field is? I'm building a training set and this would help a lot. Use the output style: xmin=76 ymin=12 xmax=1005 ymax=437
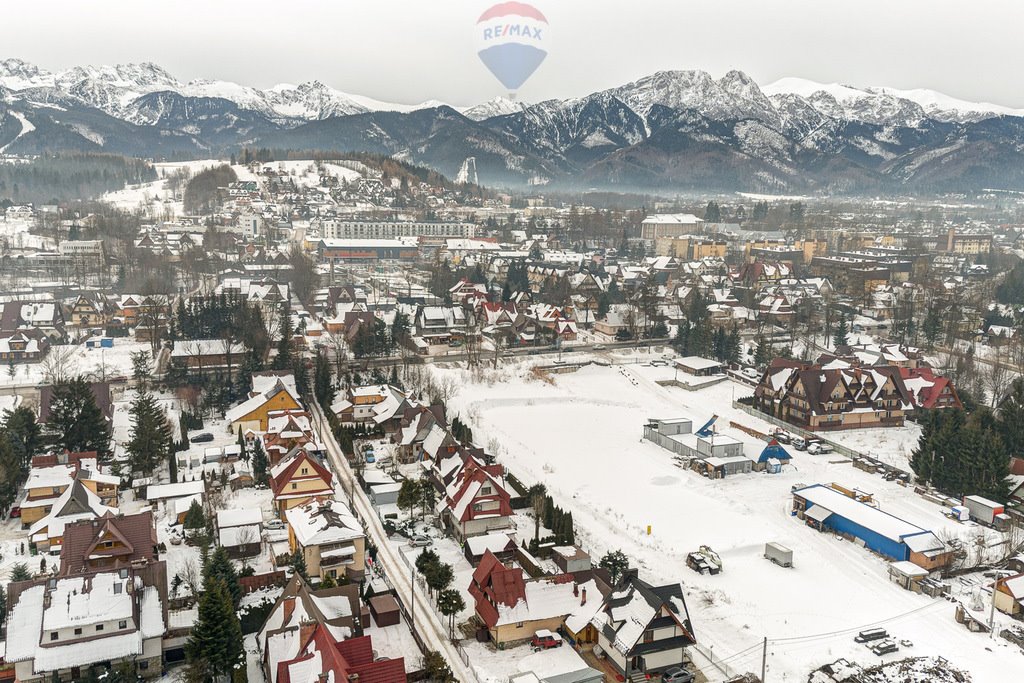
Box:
xmin=102 ymin=159 xmax=222 ymax=217
xmin=435 ymin=353 xmax=1021 ymax=682
xmin=826 ymin=424 xmax=922 ymax=470
xmin=0 ymin=339 xmax=154 ymax=387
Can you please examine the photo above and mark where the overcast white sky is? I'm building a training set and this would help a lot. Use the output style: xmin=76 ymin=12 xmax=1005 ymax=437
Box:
xmin=5 ymin=0 xmax=1021 ymax=107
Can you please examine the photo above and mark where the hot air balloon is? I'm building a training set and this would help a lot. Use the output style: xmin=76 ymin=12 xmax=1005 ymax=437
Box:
xmin=475 ymin=2 xmax=549 ymax=97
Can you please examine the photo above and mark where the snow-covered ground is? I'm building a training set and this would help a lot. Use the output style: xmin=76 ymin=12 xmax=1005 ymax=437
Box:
xmin=826 ymin=423 xmax=922 ymax=470
xmin=102 ymin=159 xmax=222 ymax=217
xmin=433 ymin=353 xmax=1022 ymax=682
xmin=0 ymin=339 xmax=155 ymax=387
xmin=0 ymin=215 xmax=54 ymax=250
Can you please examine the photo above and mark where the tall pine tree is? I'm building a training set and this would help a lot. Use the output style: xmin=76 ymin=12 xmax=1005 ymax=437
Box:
xmin=47 ymin=378 xmax=111 ymax=459
xmin=185 ymin=576 xmax=243 ymax=679
xmin=126 ymin=388 xmax=173 ymax=476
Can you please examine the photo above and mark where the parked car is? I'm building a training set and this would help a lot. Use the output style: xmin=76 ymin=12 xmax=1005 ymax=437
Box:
xmin=408 ymin=535 xmax=432 ymax=547
xmin=530 ymin=630 xmax=563 ymax=650
xmin=264 ymin=519 xmax=286 ymax=531
xmin=871 ymin=639 xmax=899 ymax=656
xmin=364 ymin=452 xmax=376 ymax=464
xmin=376 ymin=455 xmax=393 ymax=467
xmin=791 ymin=436 xmax=808 ymax=451
xmin=773 ymin=431 xmax=791 ymax=444
xmin=592 ymin=344 xmax=606 ymax=350
xmin=662 ymin=667 xmax=695 ymax=683
xmin=8 ymin=506 xmax=20 ymax=519
xmin=742 ymin=367 xmax=760 ymax=379
xmin=190 ymin=432 xmax=214 ymax=443
xmin=808 ymin=442 xmax=834 ymax=455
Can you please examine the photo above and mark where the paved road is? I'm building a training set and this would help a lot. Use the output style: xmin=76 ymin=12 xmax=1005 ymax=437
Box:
xmin=350 ymin=338 xmax=670 ymax=368
xmin=312 ymin=402 xmax=477 ymax=682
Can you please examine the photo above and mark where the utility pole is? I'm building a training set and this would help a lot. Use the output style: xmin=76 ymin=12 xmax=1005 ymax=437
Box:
xmin=761 ymin=636 xmax=767 ymax=682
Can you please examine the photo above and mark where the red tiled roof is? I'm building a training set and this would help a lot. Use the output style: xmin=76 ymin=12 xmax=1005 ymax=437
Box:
xmin=279 ymin=627 xmax=405 ymax=683
xmin=469 ymin=550 xmax=526 ymax=629
xmin=270 ymin=452 xmax=333 ymax=498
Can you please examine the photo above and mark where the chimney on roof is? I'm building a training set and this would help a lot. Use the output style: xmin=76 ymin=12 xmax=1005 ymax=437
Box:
xmin=581 ymin=587 xmax=587 ymax=606
xmin=573 ymin=583 xmax=578 ymax=597
xmin=299 ymin=617 xmax=317 ymax=645
xmin=282 ymin=597 xmax=296 ymax=625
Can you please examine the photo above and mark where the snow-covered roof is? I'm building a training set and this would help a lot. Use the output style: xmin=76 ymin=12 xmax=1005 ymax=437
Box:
xmin=7 ymin=578 xmax=165 ymax=672
xmin=146 ymin=479 xmax=205 ymax=501
xmin=465 ymin=532 xmax=514 ymax=557
xmin=795 ymin=485 xmax=929 ymax=543
xmin=285 ymin=499 xmax=363 ymax=547
xmin=25 ymin=464 xmax=75 ymax=491
xmin=217 ymin=508 xmax=263 ymax=529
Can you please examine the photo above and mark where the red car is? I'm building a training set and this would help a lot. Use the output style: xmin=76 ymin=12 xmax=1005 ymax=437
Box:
xmin=531 ymin=630 xmax=563 ymax=650
xmin=8 ymin=506 xmax=20 ymax=519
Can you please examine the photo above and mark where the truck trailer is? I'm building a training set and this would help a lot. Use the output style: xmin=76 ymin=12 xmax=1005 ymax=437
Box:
xmin=764 ymin=542 xmax=794 ymax=567
xmin=962 ymin=495 xmax=1004 ymax=526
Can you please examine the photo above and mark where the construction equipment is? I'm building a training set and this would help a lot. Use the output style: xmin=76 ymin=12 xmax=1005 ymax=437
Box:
xmin=686 ymin=545 xmax=723 ymax=575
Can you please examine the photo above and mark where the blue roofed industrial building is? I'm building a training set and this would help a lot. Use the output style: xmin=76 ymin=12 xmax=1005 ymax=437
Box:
xmin=791 ymin=484 xmax=953 ymax=570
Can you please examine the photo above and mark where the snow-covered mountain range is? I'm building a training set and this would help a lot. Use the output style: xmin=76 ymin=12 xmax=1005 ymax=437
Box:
xmin=5 ymin=57 xmax=1024 ymax=193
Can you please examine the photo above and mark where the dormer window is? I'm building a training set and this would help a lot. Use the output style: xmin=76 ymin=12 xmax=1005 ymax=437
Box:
xmin=50 ymin=632 xmax=58 ymax=641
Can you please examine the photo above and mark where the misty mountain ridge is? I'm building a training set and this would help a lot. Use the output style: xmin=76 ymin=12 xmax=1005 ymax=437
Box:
xmin=4 ymin=58 xmax=1024 ymax=194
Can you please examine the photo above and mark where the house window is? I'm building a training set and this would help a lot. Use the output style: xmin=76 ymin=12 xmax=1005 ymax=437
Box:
xmin=643 ymin=630 xmax=654 ymax=643
xmin=74 ymin=628 xmax=83 ymax=636
xmin=96 ymin=624 xmax=104 ymax=632
xmin=481 ymin=486 xmax=492 ymax=495
xmin=50 ymin=632 xmax=58 ymax=641
xmin=291 ymin=483 xmax=298 ymax=490
xmin=301 ymin=467 xmax=308 ymax=475
xmin=119 ymin=620 xmax=127 ymax=629
xmin=516 ymin=622 xmax=524 ymax=628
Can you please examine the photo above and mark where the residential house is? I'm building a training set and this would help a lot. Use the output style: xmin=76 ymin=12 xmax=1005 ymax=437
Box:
xmin=442 ymin=459 xmax=513 ymax=541
xmin=269 ymin=450 xmax=334 ymax=513
xmin=754 ymin=359 xmax=913 ymax=431
xmin=590 ymin=574 xmax=697 ymax=678
xmin=262 ymin=410 xmax=320 ymax=465
xmin=994 ymin=574 xmax=1024 ymax=616
xmin=285 ymin=499 xmax=366 ymax=582
xmin=68 ymin=294 xmax=109 ymax=328
xmin=59 ymin=511 xmax=160 ymax=575
xmin=28 ymin=480 xmax=117 ymax=554
xmin=468 ymin=550 xmax=602 ymax=645
xmin=0 ymin=329 xmax=49 ymax=363
xmin=225 ymin=375 xmax=303 ymax=433
xmin=899 ymin=367 xmax=963 ymax=411
xmin=5 ymin=565 xmax=167 ymax=681
xmin=257 ymin=574 xmax=365 ymax=669
xmin=169 ymin=339 xmax=252 ymax=374
xmin=19 ymin=463 xmax=77 ymax=527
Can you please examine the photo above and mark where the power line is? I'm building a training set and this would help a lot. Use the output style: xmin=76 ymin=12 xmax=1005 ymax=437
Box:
xmin=767 ymin=600 xmax=946 ymax=645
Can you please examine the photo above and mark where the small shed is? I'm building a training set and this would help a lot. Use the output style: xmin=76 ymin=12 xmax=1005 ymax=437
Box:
xmin=368 ymin=593 xmax=401 ymax=627
xmin=675 ymin=356 xmax=723 ymax=377
xmin=464 ymin=532 xmax=517 ymax=566
xmin=756 ymin=440 xmax=792 ymax=473
xmin=698 ymin=454 xmax=752 ymax=478
xmin=889 ymin=560 xmax=929 ymax=592
xmin=369 ymin=482 xmax=402 ymax=507
xmin=552 ymin=545 xmax=592 ymax=574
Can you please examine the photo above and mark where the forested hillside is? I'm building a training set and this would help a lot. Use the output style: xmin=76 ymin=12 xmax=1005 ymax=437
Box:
xmin=183 ymin=164 xmax=237 ymax=214
xmin=0 ymin=152 xmax=155 ymax=204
